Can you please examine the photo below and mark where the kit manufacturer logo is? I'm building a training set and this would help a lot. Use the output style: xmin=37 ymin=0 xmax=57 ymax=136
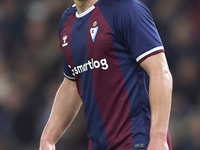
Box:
xmin=62 ymin=35 xmax=68 ymax=47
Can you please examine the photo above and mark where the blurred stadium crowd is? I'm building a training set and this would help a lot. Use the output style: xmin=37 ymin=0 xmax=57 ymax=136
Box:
xmin=0 ymin=0 xmax=199 ymax=150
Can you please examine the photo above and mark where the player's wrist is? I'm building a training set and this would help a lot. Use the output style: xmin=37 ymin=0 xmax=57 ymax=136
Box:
xmin=40 ymin=138 xmax=56 ymax=150
xmin=40 ymin=134 xmax=56 ymax=147
xmin=150 ymin=127 xmax=168 ymax=141
xmin=147 ymin=139 xmax=169 ymax=150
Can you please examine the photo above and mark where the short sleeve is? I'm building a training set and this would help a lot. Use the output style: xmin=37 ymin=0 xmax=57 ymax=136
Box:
xmin=63 ymin=55 xmax=75 ymax=80
xmin=117 ymin=0 xmax=164 ymax=64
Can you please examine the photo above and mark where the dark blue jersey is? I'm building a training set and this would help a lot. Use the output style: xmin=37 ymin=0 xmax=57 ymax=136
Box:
xmin=59 ymin=0 xmax=165 ymax=149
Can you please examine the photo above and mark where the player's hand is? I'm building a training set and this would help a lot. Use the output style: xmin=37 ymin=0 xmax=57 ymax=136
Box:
xmin=147 ymin=138 xmax=169 ymax=150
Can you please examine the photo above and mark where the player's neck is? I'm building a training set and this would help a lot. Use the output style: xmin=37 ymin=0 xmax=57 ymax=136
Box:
xmin=74 ymin=0 xmax=98 ymax=14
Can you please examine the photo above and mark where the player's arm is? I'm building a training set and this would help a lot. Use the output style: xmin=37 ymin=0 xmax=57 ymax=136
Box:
xmin=140 ymin=52 xmax=172 ymax=150
xmin=40 ymin=77 xmax=82 ymax=150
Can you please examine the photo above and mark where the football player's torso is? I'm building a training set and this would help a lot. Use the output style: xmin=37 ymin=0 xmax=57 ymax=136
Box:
xmin=59 ymin=1 xmax=151 ymax=149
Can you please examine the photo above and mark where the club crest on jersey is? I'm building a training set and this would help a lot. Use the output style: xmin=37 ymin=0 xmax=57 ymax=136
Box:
xmin=90 ymin=21 xmax=99 ymax=42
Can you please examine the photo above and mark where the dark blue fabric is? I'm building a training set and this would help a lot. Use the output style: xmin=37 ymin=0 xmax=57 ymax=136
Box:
xmin=59 ymin=0 xmax=164 ymax=149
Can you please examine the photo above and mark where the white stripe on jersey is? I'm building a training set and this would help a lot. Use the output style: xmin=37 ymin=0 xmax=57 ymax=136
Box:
xmin=136 ymin=46 xmax=164 ymax=62
xmin=63 ymin=73 xmax=75 ymax=80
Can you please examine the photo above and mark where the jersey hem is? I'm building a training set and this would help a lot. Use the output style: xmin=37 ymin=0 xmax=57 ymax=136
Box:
xmin=136 ymin=46 xmax=164 ymax=64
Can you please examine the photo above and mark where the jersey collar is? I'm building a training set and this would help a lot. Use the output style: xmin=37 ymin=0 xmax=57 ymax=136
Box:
xmin=76 ymin=5 xmax=95 ymax=18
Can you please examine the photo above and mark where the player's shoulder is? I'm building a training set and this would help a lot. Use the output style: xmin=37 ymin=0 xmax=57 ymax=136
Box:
xmin=116 ymin=0 xmax=149 ymax=13
xmin=59 ymin=4 xmax=77 ymax=35
xmin=109 ymin=0 xmax=151 ymax=21
xmin=61 ymin=4 xmax=77 ymax=20
xmin=102 ymin=0 xmax=150 ymax=17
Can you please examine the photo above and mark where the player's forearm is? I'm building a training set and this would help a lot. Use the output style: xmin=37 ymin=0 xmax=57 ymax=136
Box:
xmin=149 ymin=68 xmax=172 ymax=139
xmin=40 ymin=78 xmax=82 ymax=148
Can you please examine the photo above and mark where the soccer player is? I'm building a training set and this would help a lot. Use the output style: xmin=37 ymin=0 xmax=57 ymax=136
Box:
xmin=40 ymin=0 xmax=173 ymax=149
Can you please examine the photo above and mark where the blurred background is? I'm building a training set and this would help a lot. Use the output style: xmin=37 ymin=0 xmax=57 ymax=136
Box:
xmin=0 ymin=0 xmax=199 ymax=149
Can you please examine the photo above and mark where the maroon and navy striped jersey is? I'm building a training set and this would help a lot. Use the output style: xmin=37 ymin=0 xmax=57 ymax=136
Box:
xmin=59 ymin=0 xmax=168 ymax=149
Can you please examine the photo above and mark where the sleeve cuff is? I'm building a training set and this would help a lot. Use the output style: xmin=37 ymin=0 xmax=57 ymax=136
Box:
xmin=63 ymin=73 xmax=75 ymax=81
xmin=136 ymin=46 xmax=165 ymax=64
